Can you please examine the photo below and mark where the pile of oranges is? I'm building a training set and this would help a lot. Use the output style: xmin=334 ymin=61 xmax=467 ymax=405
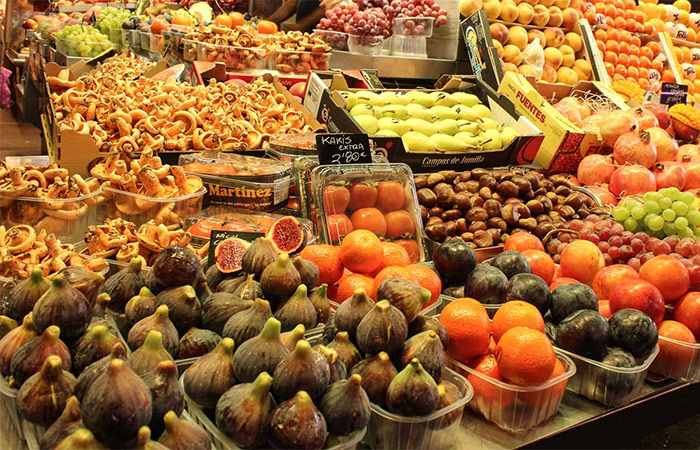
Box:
xmin=671 ymin=42 xmax=700 ymax=103
xmin=581 ymin=0 xmax=645 ymax=34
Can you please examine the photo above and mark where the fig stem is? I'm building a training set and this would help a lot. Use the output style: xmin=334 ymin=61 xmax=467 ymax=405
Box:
xmin=154 ymin=304 xmax=170 ymax=320
xmin=260 ymin=318 xmax=282 ymax=341
xmin=129 ymin=257 xmax=143 ymax=272
xmin=41 ymin=355 xmax=65 ymax=379
xmin=251 ymin=372 xmax=273 ymax=397
xmin=138 ymin=287 xmax=154 ymax=298
xmin=29 ymin=268 xmax=45 ymax=282
xmin=45 ymin=325 xmax=61 ymax=342
xmin=143 ymin=330 xmax=164 ymax=350
xmin=292 ymin=339 xmax=312 ymax=357
xmin=21 ymin=313 xmax=34 ymax=328
xmin=220 ymin=337 xmax=236 ymax=356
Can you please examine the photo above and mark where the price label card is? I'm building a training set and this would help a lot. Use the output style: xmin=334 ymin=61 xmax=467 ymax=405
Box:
xmin=660 ymin=83 xmax=689 ymax=107
xmin=207 ymin=230 xmax=264 ymax=267
xmin=317 ymin=133 xmax=372 ymax=165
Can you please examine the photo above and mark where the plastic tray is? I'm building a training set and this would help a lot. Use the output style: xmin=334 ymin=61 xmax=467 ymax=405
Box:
xmin=101 ymin=186 xmax=205 ymax=228
xmin=55 ymin=37 xmax=114 ymax=57
xmin=180 ymin=372 xmax=366 ymax=450
xmin=267 ymin=133 xmax=318 ymax=161
xmin=179 ymin=152 xmax=292 ymax=184
xmin=182 ymin=38 xmax=199 ymax=62
xmin=0 ymin=188 xmax=102 ymax=244
xmin=149 ymin=33 xmax=165 ymax=54
xmin=198 ymin=42 xmax=266 ymax=71
xmin=648 ymin=336 xmax=700 ymax=383
xmin=313 ymin=29 xmax=350 ymax=51
xmin=390 ymin=35 xmax=427 ymax=58
xmin=557 ymin=345 xmax=660 ymax=407
xmin=268 ymin=49 xmax=332 ymax=74
xmin=392 ymin=17 xmax=434 ymax=37
xmin=106 ymin=27 xmax=126 ymax=50
xmin=140 ymin=31 xmax=151 ymax=51
xmin=21 ymin=419 xmax=43 ymax=450
xmin=347 ymin=35 xmax=391 ymax=55
xmin=447 ymin=353 xmax=575 ymax=432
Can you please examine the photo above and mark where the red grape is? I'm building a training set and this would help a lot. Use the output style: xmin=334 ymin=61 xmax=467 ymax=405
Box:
xmin=628 ymin=257 xmax=641 ymax=271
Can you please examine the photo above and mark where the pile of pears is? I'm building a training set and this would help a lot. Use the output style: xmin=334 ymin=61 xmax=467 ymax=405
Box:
xmin=338 ymin=90 xmax=519 ymax=153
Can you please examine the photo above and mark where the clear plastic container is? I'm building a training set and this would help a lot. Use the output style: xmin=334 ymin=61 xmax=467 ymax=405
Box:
xmin=182 ymin=38 xmax=199 ymax=62
xmin=198 ymin=42 xmax=266 ymax=71
xmin=140 ymin=31 xmax=151 ymax=51
xmin=0 ymin=188 xmax=102 ymax=244
xmin=22 ymin=414 xmax=45 ymax=450
xmin=269 ymin=50 xmax=332 ymax=74
xmin=107 ymin=27 xmax=126 ymax=50
xmin=648 ymin=336 xmax=700 ymax=383
xmin=392 ymin=17 xmax=434 ymax=37
xmin=390 ymin=35 xmax=427 ymax=57
xmin=313 ymin=29 xmax=350 ymax=51
xmin=180 ymin=372 xmax=367 ymax=450
xmin=150 ymin=33 xmax=165 ymax=53
xmin=347 ymin=35 xmax=391 ymax=55
xmin=179 ymin=152 xmax=292 ymax=184
xmin=557 ymin=345 xmax=660 ymax=407
xmin=267 ymin=134 xmax=318 ymax=162
xmin=0 ymin=376 xmax=22 ymax=440
xmin=101 ymin=185 xmax=206 ymax=228
xmin=130 ymin=29 xmax=141 ymax=48
xmin=55 ymin=37 xmax=114 ymax=57
xmin=447 ymin=354 xmax=575 ymax=432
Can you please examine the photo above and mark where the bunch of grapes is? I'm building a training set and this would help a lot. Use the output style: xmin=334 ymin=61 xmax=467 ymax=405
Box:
xmin=54 ymin=25 xmax=112 ymax=57
xmin=95 ymin=7 xmax=133 ymax=36
xmin=317 ymin=2 xmax=358 ymax=32
xmin=376 ymin=0 xmax=447 ymax=27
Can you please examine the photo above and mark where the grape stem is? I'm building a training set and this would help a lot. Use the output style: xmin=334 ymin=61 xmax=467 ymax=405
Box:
xmin=542 ymin=229 xmax=579 ymax=245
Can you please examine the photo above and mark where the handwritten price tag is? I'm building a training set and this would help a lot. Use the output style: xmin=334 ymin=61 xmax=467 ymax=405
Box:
xmin=207 ymin=230 xmax=264 ymax=267
xmin=317 ymin=134 xmax=372 ymax=165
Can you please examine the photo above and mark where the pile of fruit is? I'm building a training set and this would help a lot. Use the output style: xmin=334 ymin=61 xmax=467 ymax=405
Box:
xmin=53 ymin=25 xmax=113 ymax=57
xmin=636 ymin=0 xmax=697 ymax=43
xmin=482 ymin=0 xmax=581 ymax=29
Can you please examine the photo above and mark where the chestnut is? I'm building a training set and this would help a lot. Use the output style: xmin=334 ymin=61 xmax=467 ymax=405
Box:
xmin=456 ymin=218 xmax=468 ymax=234
xmin=504 ymin=197 xmax=522 ymax=206
xmin=555 ymin=185 xmax=571 ymax=197
xmin=433 ymin=183 xmax=452 ymax=196
xmin=535 ymin=221 xmax=556 ymax=238
xmin=536 ymin=214 xmax=552 ymax=223
xmin=460 ymin=232 xmax=474 ymax=242
xmin=437 ymin=188 xmax=457 ymax=210
xmin=470 ymin=168 xmax=488 ymax=180
xmin=439 ymin=170 xmax=457 ymax=183
xmin=469 ymin=196 xmax=484 ymax=209
xmin=497 ymin=180 xmax=519 ymax=198
xmin=486 ymin=228 xmax=501 ymax=243
xmin=414 ymin=175 xmax=428 ymax=189
xmin=582 ymin=195 xmax=594 ymax=208
xmin=427 ymin=173 xmax=445 ymax=188
xmin=518 ymin=218 xmax=538 ymax=230
xmin=454 ymin=182 xmax=471 ymax=193
xmin=536 ymin=195 xmax=553 ymax=213
xmin=484 ymin=199 xmax=503 ymax=218
xmin=501 ymin=203 xmax=520 ymax=225
xmin=488 ymin=216 xmax=508 ymax=232
xmin=464 ymin=180 xmax=480 ymax=193
xmin=491 ymin=192 xmax=504 ymax=204
xmin=479 ymin=187 xmax=492 ymax=200
xmin=417 ymin=188 xmax=437 ymax=208
xmin=425 ymin=222 xmax=447 ymax=241
xmin=514 ymin=203 xmax=531 ymax=219
xmin=445 ymin=220 xmax=457 ymax=237
xmin=565 ymin=193 xmax=583 ymax=209
xmin=455 ymin=192 xmax=471 ymax=212
xmin=539 ymin=179 xmax=554 ymax=192
xmin=526 ymin=199 xmax=544 ymax=216
xmin=465 ymin=207 xmax=488 ymax=223
xmin=468 ymin=221 xmax=487 ymax=233
xmin=473 ymin=230 xmax=494 ymax=248
xmin=478 ymin=175 xmax=497 ymax=191
xmin=558 ymin=205 xmax=576 ymax=219
xmin=420 ymin=205 xmax=428 ymax=223
xmin=511 ymin=175 xmax=532 ymax=195
xmin=441 ymin=209 xmax=462 ymax=221
xmin=426 ymin=216 xmax=443 ymax=226
xmin=455 ymin=171 xmax=471 ymax=183
xmin=428 ymin=206 xmax=444 ymax=217
xmin=524 ymin=171 xmax=541 ymax=190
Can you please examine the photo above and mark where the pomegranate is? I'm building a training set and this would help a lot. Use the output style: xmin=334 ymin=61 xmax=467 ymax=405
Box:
xmin=581 ymin=114 xmax=605 ymax=134
xmin=652 ymin=162 xmax=687 ymax=190
xmin=600 ymin=110 xmax=639 ymax=148
xmin=677 ymin=144 xmax=700 ymax=163
xmin=586 ymin=185 xmax=618 ymax=206
xmin=553 ymin=102 xmax=583 ymax=126
xmin=609 ymin=165 xmax=656 ymax=197
xmin=613 ymin=130 xmax=657 ymax=168
xmin=631 ymin=107 xmax=659 ymax=131
xmin=559 ymin=97 xmax=592 ymax=120
xmin=647 ymin=127 xmax=679 ymax=161
xmin=683 ymin=160 xmax=700 ymax=189
xmin=643 ymin=102 xmax=671 ymax=129
xmin=577 ymin=154 xmax=616 ymax=185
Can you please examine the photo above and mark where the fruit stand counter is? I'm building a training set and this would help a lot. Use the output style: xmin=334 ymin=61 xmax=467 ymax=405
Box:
xmin=330 ymin=52 xmax=459 ymax=80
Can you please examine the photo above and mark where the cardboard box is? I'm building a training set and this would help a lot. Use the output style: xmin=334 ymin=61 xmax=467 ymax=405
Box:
xmin=497 ymin=71 xmax=630 ymax=172
xmin=304 ymin=72 xmax=544 ymax=172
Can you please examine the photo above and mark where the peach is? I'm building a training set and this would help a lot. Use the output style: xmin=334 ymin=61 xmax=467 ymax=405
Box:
xmin=519 ymin=64 xmax=538 ymax=77
xmin=493 ymin=40 xmax=504 ymax=58
xmin=544 ymin=47 xmax=564 ymax=69
xmin=507 ymin=25 xmax=529 ymax=50
xmin=484 ymin=0 xmax=502 ymax=19
xmin=540 ymin=0 xmax=554 ymax=6
xmin=532 ymin=4 xmax=550 ymax=27
xmin=528 ymin=29 xmax=547 ymax=47
xmin=544 ymin=27 xmax=565 ymax=48
xmin=516 ymin=3 xmax=535 ymax=24
xmin=557 ymin=66 xmax=579 ymax=85
xmin=561 ymin=7 xmax=579 ymax=28
xmin=490 ymin=23 xmax=510 ymax=45
xmin=547 ymin=6 xmax=564 ymax=27
xmin=573 ymin=59 xmax=592 ymax=81
xmin=499 ymin=0 xmax=519 ymax=22
xmin=564 ymin=32 xmax=583 ymax=52
xmin=504 ymin=62 xmax=519 ymax=73
xmin=553 ymin=0 xmax=570 ymax=9
xmin=560 ymin=44 xmax=575 ymax=67
xmin=542 ymin=64 xmax=558 ymax=82
xmin=503 ymin=44 xmax=524 ymax=66
xmin=523 ymin=0 xmax=538 ymax=5
xmin=459 ymin=0 xmax=483 ymax=17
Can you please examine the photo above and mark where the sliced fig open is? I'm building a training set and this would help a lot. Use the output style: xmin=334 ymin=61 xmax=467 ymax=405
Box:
xmin=215 ymin=238 xmax=250 ymax=275
xmin=266 ymin=216 xmax=305 ymax=254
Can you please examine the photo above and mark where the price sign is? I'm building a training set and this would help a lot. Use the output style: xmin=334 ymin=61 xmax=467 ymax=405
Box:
xmin=660 ymin=83 xmax=689 ymax=107
xmin=317 ymin=134 xmax=372 ymax=165
xmin=207 ymin=230 xmax=264 ymax=267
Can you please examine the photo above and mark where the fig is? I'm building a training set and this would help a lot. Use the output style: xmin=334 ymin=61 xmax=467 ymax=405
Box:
xmin=7 ymin=268 xmax=50 ymax=320
xmin=408 ymin=315 xmax=449 ymax=349
xmin=135 ymin=427 xmax=169 ymax=450
xmin=401 ymin=330 xmax=445 ymax=382
xmin=82 ymin=359 xmax=152 ymax=447
xmin=356 ymin=300 xmax=408 ymax=357
xmin=40 ymin=396 xmax=84 ymax=449
xmin=376 ymin=278 xmax=430 ymax=323
xmin=232 ymin=274 xmax=264 ymax=301
xmin=429 ymin=379 xmax=463 ymax=430
xmin=146 ymin=269 xmax=166 ymax=295
xmin=293 ymin=256 xmax=320 ymax=289
xmin=158 ymin=411 xmax=212 ymax=450
xmin=260 ymin=253 xmax=302 ymax=307
xmin=184 ymin=337 xmax=236 ymax=409
xmin=128 ymin=330 xmax=175 ymax=377
xmin=318 ymin=345 xmax=347 ymax=384
xmin=386 ymin=358 xmax=439 ymax=416
xmin=54 ymin=428 xmax=107 ymax=450
xmin=242 ymin=237 xmax=279 ymax=280
xmin=10 ymin=325 xmax=71 ymax=386
xmin=201 ymin=292 xmax=252 ymax=335
xmin=216 ymin=274 xmax=247 ymax=294
xmin=334 ymin=288 xmax=374 ymax=340
xmin=99 ymin=258 xmax=146 ymax=312
xmin=432 ymin=240 xmax=477 ymax=284
xmin=268 ymin=391 xmax=327 ymax=450
xmin=205 ymin=264 xmax=227 ymax=292
xmin=33 ymin=275 xmax=92 ymax=342
xmin=309 ymin=284 xmax=332 ymax=325
xmin=608 ymin=308 xmax=658 ymax=359
xmin=153 ymin=245 xmax=201 ymax=288
xmin=215 ymin=237 xmax=250 ymax=275
xmin=17 ymin=355 xmax=76 ymax=426
xmin=222 ymin=297 xmax=272 ymax=344
xmin=349 ymin=352 xmax=397 ymax=407
xmin=268 ymin=216 xmax=306 ymax=254
xmin=465 ymin=264 xmax=508 ymax=305
xmin=233 ymin=317 xmax=290 ymax=383
xmin=0 ymin=313 xmax=37 ymax=376
xmin=74 ymin=342 xmax=128 ymax=401
xmin=155 ymin=285 xmax=201 ymax=334
xmin=215 ymin=371 xmax=275 ymax=448
xmin=59 ymin=266 xmax=105 ymax=306
xmin=128 ymin=305 xmax=180 ymax=356
xmin=319 ymin=374 xmax=370 ymax=436
xmin=281 ymin=324 xmax=306 ymax=351
xmin=0 ymin=315 xmax=17 ymax=340
xmin=144 ymin=361 xmax=184 ymax=437
xmin=89 ymin=293 xmax=118 ymax=335
xmin=71 ymin=325 xmax=120 ymax=374
xmin=177 ymin=328 xmax=222 ymax=359
xmin=327 ymin=331 xmax=361 ymax=371
xmin=126 ymin=287 xmax=157 ymax=325
xmin=273 ymin=339 xmax=330 ymax=401
xmin=275 ymin=284 xmax=318 ymax=331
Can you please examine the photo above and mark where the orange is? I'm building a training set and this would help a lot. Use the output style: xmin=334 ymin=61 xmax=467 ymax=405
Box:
xmin=229 ymin=11 xmax=246 ymax=27
xmin=604 ymin=51 xmax=618 ymax=65
xmin=350 ymin=207 xmax=387 ymax=236
xmin=673 ymin=292 xmax=700 ymax=339
xmin=214 ymin=14 xmax=233 ymax=28
xmin=406 ymin=264 xmax=442 ymax=306
xmin=440 ymin=298 xmax=491 ymax=362
xmin=300 ymin=244 xmax=344 ymax=286
xmin=492 ymin=301 xmax=545 ymax=343
xmin=256 ymin=20 xmax=278 ymax=34
xmin=339 ymin=230 xmax=383 ymax=274
xmin=468 ymin=355 xmax=516 ymax=411
xmin=485 ymin=336 xmax=497 ymax=355
xmin=496 ymin=327 xmax=556 ymax=386
xmin=521 ymin=358 xmax=567 ymax=407
xmin=171 ymin=14 xmax=193 ymax=27
xmin=371 ymin=266 xmax=416 ymax=299
xmin=336 ymin=273 xmax=375 ymax=303
xmin=521 ymin=250 xmax=556 ymax=284
xmin=394 ymin=239 xmax=421 ymax=264
xmin=371 ymin=242 xmax=411 ymax=275
xmin=619 ymin=41 xmax=630 ymax=54
xmin=657 ymin=320 xmax=697 ymax=372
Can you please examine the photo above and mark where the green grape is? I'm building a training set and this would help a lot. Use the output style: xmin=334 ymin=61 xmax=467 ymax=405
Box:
xmin=687 ymin=210 xmax=700 ymax=226
xmin=631 ymin=206 xmax=645 ymax=220
xmin=662 ymin=209 xmax=677 ymax=222
xmin=659 ymin=197 xmax=673 ymax=209
xmin=667 ymin=188 xmax=681 ymax=201
xmin=644 ymin=200 xmax=661 ymax=215
xmin=679 ymin=191 xmax=695 ymax=205
xmin=644 ymin=214 xmax=654 ymax=226
xmin=664 ymin=222 xmax=677 ymax=236
xmin=612 ymin=206 xmax=630 ymax=221
xmin=672 ymin=201 xmax=689 ymax=217
xmin=644 ymin=191 xmax=662 ymax=202
xmin=678 ymin=227 xmax=694 ymax=239
xmin=648 ymin=215 xmax=665 ymax=231
xmin=624 ymin=217 xmax=639 ymax=231
xmin=675 ymin=217 xmax=690 ymax=230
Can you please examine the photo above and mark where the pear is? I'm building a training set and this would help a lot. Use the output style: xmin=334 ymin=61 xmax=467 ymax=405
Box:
xmin=429 ymin=105 xmax=459 ymax=120
xmin=478 ymin=118 xmax=500 ymax=131
xmin=454 ymin=106 xmax=479 ymax=121
xmin=405 ymin=118 xmax=437 ymax=136
xmin=341 ymin=92 xmax=358 ymax=110
xmin=480 ymin=128 xmax=503 ymax=150
xmin=380 ymin=105 xmax=409 ymax=120
xmin=379 ymin=91 xmax=409 ymax=106
xmin=378 ymin=117 xmax=412 ymax=136
xmin=406 ymin=104 xmax=438 ymax=122
xmin=435 ymin=119 xmax=459 ymax=136
xmin=471 ymin=104 xmax=493 ymax=119
xmin=392 ymin=94 xmax=411 ymax=106
xmin=457 ymin=120 xmax=480 ymax=134
xmin=402 ymin=132 xmax=437 ymax=152
xmin=500 ymin=126 xmax=519 ymax=147
xmin=451 ymin=92 xmax=480 ymax=107
xmin=355 ymin=115 xmax=379 ymax=134
xmin=404 ymin=91 xmax=434 ymax=107
xmin=430 ymin=134 xmax=466 ymax=152
xmin=431 ymin=92 xmax=458 ymax=107
xmin=350 ymin=104 xmax=376 ymax=117
xmin=355 ymin=91 xmax=384 ymax=106
xmin=376 ymin=129 xmax=400 ymax=137
xmin=455 ymin=132 xmax=481 ymax=148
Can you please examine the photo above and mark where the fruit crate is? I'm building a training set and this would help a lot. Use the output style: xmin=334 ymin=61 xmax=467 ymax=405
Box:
xmin=180 ymin=372 xmax=367 ymax=450
xmin=267 ymin=49 xmax=332 ymax=74
xmin=648 ymin=336 xmax=700 ymax=384
xmin=100 ymin=186 xmax=206 ymax=228
xmin=556 ymin=345 xmax=660 ymax=407
xmin=447 ymin=354 xmax=575 ymax=432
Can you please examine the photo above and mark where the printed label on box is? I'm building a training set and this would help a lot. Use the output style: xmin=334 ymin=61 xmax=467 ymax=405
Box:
xmin=203 ymin=181 xmax=288 ymax=211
